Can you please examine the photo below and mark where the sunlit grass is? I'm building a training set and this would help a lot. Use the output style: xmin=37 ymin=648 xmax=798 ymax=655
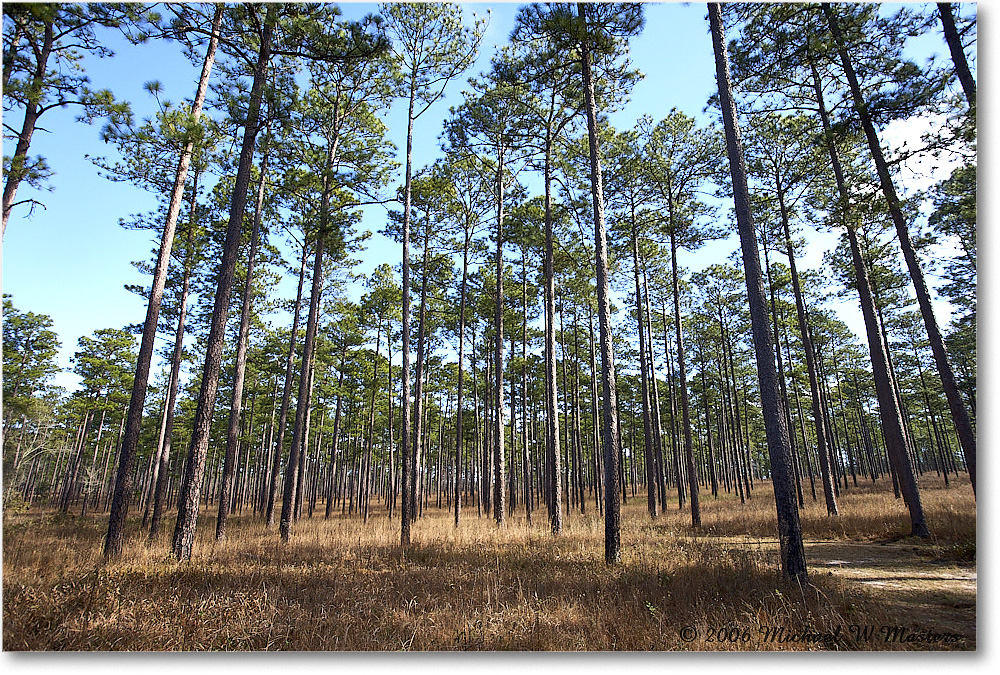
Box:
xmin=3 ymin=476 xmax=974 ymax=650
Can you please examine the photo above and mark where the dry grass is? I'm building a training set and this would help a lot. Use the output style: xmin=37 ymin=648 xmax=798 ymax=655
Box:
xmin=3 ymin=477 xmax=975 ymax=651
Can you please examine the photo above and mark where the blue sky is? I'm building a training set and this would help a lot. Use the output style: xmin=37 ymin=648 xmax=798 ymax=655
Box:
xmin=1 ymin=1 xmax=973 ymax=393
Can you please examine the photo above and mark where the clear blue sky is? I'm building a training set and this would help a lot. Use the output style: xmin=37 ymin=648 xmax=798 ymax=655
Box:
xmin=1 ymin=1 xmax=971 ymax=393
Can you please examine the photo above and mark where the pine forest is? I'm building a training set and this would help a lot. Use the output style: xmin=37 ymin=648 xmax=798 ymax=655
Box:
xmin=1 ymin=1 xmax=977 ymax=652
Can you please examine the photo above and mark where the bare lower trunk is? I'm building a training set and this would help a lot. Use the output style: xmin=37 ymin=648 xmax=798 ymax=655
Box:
xmin=455 ymin=226 xmax=470 ymax=528
xmin=807 ymin=30 xmax=929 ymax=537
xmin=280 ymin=235 xmax=324 ymax=542
xmin=105 ymin=7 xmax=222 ymax=558
xmin=411 ymin=223 xmax=431 ymax=523
xmin=669 ymin=230 xmax=700 ymax=527
xmin=632 ymin=219 xmax=656 ymax=518
xmin=400 ymin=82 xmax=417 ymax=547
xmin=824 ymin=3 xmax=975 ymax=497
xmin=776 ymin=173 xmax=837 ymax=515
xmin=493 ymin=158 xmax=507 ymax=527
xmin=149 ymin=224 xmax=194 ymax=539
xmin=266 ymin=242 xmax=308 ymax=527
xmin=709 ymin=2 xmax=807 ymax=583
xmin=579 ymin=2 xmax=621 ymax=564
xmin=543 ymin=148 xmax=563 ymax=534
xmin=217 ymin=147 xmax=268 ymax=541
xmin=171 ymin=7 xmax=272 ymax=562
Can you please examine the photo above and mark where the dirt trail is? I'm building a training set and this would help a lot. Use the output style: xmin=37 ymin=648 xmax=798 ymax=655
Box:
xmin=693 ymin=534 xmax=976 ymax=648
xmin=805 ymin=539 xmax=976 ymax=644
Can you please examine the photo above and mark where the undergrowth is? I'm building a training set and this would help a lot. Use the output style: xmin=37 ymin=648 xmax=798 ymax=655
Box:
xmin=3 ymin=477 xmax=975 ymax=651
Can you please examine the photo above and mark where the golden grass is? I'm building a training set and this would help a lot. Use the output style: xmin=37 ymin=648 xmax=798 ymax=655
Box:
xmin=3 ymin=477 xmax=975 ymax=651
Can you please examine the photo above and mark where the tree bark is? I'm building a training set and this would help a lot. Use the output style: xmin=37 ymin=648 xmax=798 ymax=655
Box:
xmin=807 ymin=31 xmax=929 ymax=536
xmin=824 ymin=3 xmax=975 ymax=497
xmin=104 ymin=6 xmax=222 ymax=558
xmin=937 ymin=3 xmax=975 ymax=108
xmin=776 ymin=169 xmax=837 ymax=515
xmin=631 ymin=218 xmax=657 ymax=518
xmin=266 ymin=241 xmax=308 ymax=526
xmin=217 ymin=145 xmax=268 ymax=541
xmin=280 ymin=234 xmax=324 ymax=542
xmin=709 ymin=2 xmax=807 ymax=583
xmin=669 ymin=229 xmax=700 ymax=527
xmin=455 ymin=224 xmax=470 ymax=527
xmin=578 ymin=2 xmax=621 ymax=565
xmin=170 ymin=6 xmax=273 ymax=561
xmin=149 ymin=218 xmax=195 ymax=539
xmin=410 ymin=221 xmax=432 ymax=523
xmin=400 ymin=76 xmax=417 ymax=547
xmin=543 ymin=144 xmax=563 ymax=533
xmin=493 ymin=156 xmax=507 ymax=527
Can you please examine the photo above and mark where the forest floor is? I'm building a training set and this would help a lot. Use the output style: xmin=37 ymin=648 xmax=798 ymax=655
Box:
xmin=2 ymin=477 xmax=975 ymax=651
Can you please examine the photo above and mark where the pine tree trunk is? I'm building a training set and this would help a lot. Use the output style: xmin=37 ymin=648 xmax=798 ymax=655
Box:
xmin=776 ymin=173 xmax=837 ymax=515
xmin=493 ymin=157 xmax=507 ymax=527
xmin=325 ymin=344 xmax=348 ymax=519
xmin=266 ymin=241 xmax=308 ymax=526
xmin=455 ymin=223 xmax=471 ymax=527
xmin=669 ymin=229 xmax=700 ymax=527
xmin=148 ymin=220 xmax=195 ymax=539
xmin=400 ymin=76 xmax=418 ymax=547
xmin=824 ymin=3 xmax=975 ymax=496
xmin=171 ymin=7 xmax=273 ymax=561
xmin=217 ymin=146 xmax=268 ymax=541
xmin=410 ymin=225 xmax=431 ymax=524
xmin=104 ymin=6 xmax=222 ymax=558
xmin=279 ymin=235 xmax=324 ymax=542
xmin=937 ymin=3 xmax=976 ymax=108
xmin=632 ymin=222 xmax=657 ymax=518
xmin=807 ymin=35 xmax=929 ymax=536
xmin=709 ymin=2 xmax=807 ymax=582
xmin=543 ymin=145 xmax=563 ymax=533
xmin=579 ymin=2 xmax=621 ymax=564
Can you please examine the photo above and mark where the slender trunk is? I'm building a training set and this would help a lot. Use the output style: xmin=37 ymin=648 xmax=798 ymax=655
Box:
xmin=699 ymin=348 xmax=719 ymax=498
xmin=709 ymin=2 xmax=807 ymax=583
xmin=149 ymin=218 xmax=195 ymax=539
xmin=776 ymin=170 xmax=837 ymax=515
xmin=142 ymin=385 xmax=172 ymax=528
xmin=171 ymin=7 xmax=274 ymax=561
xmin=808 ymin=33 xmax=929 ymax=536
xmin=104 ymin=7 xmax=222 ymax=558
xmin=410 ymin=223 xmax=431 ymax=523
xmin=543 ymin=144 xmax=563 ymax=533
xmin=937 ymin=3 xmax=976 ymax=108
xmin=767 ymin=277 xmax=804 ymax=508
xmin=521 ymin=247 xmax=531 ymax=523
xmin=279 ymin=235 xmax=324 ymax=542
xmin=643 ymin=265 xmax=668 ymax=511
xmin=362 ymin=327 xmax=379 ymax=522
xmin=493 ymin=156 xmax=507 ymax=527
xmin=824 ymin=3 xmax=975 ymax=497
xmin=217 ymin=145 xmax=269 ymax=540
xmin=669 ymin=229 xmax=700 ymax=527
xmin=664 ymin=306 xmax=684 ymax=508
xmin=400 ymin=79 xmax=416 ymax=547
xmin=455 ymin=228 xmax=469 ymax=527
xmin=632 ymin=212 xmax=657 ymax=518
xmin=579 ymin=2 xmax=621 ymax=564
xmin=266 ymin=241 xmax=308 ymax=526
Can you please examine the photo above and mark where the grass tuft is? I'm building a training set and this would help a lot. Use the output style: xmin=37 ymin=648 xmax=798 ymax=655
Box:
xmin=4 ymin=477 xmax=974 ymax=650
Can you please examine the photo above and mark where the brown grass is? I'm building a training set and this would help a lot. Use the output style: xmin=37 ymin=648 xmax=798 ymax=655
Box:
xmin=3 ymin=477 xmax=975 ymax=651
